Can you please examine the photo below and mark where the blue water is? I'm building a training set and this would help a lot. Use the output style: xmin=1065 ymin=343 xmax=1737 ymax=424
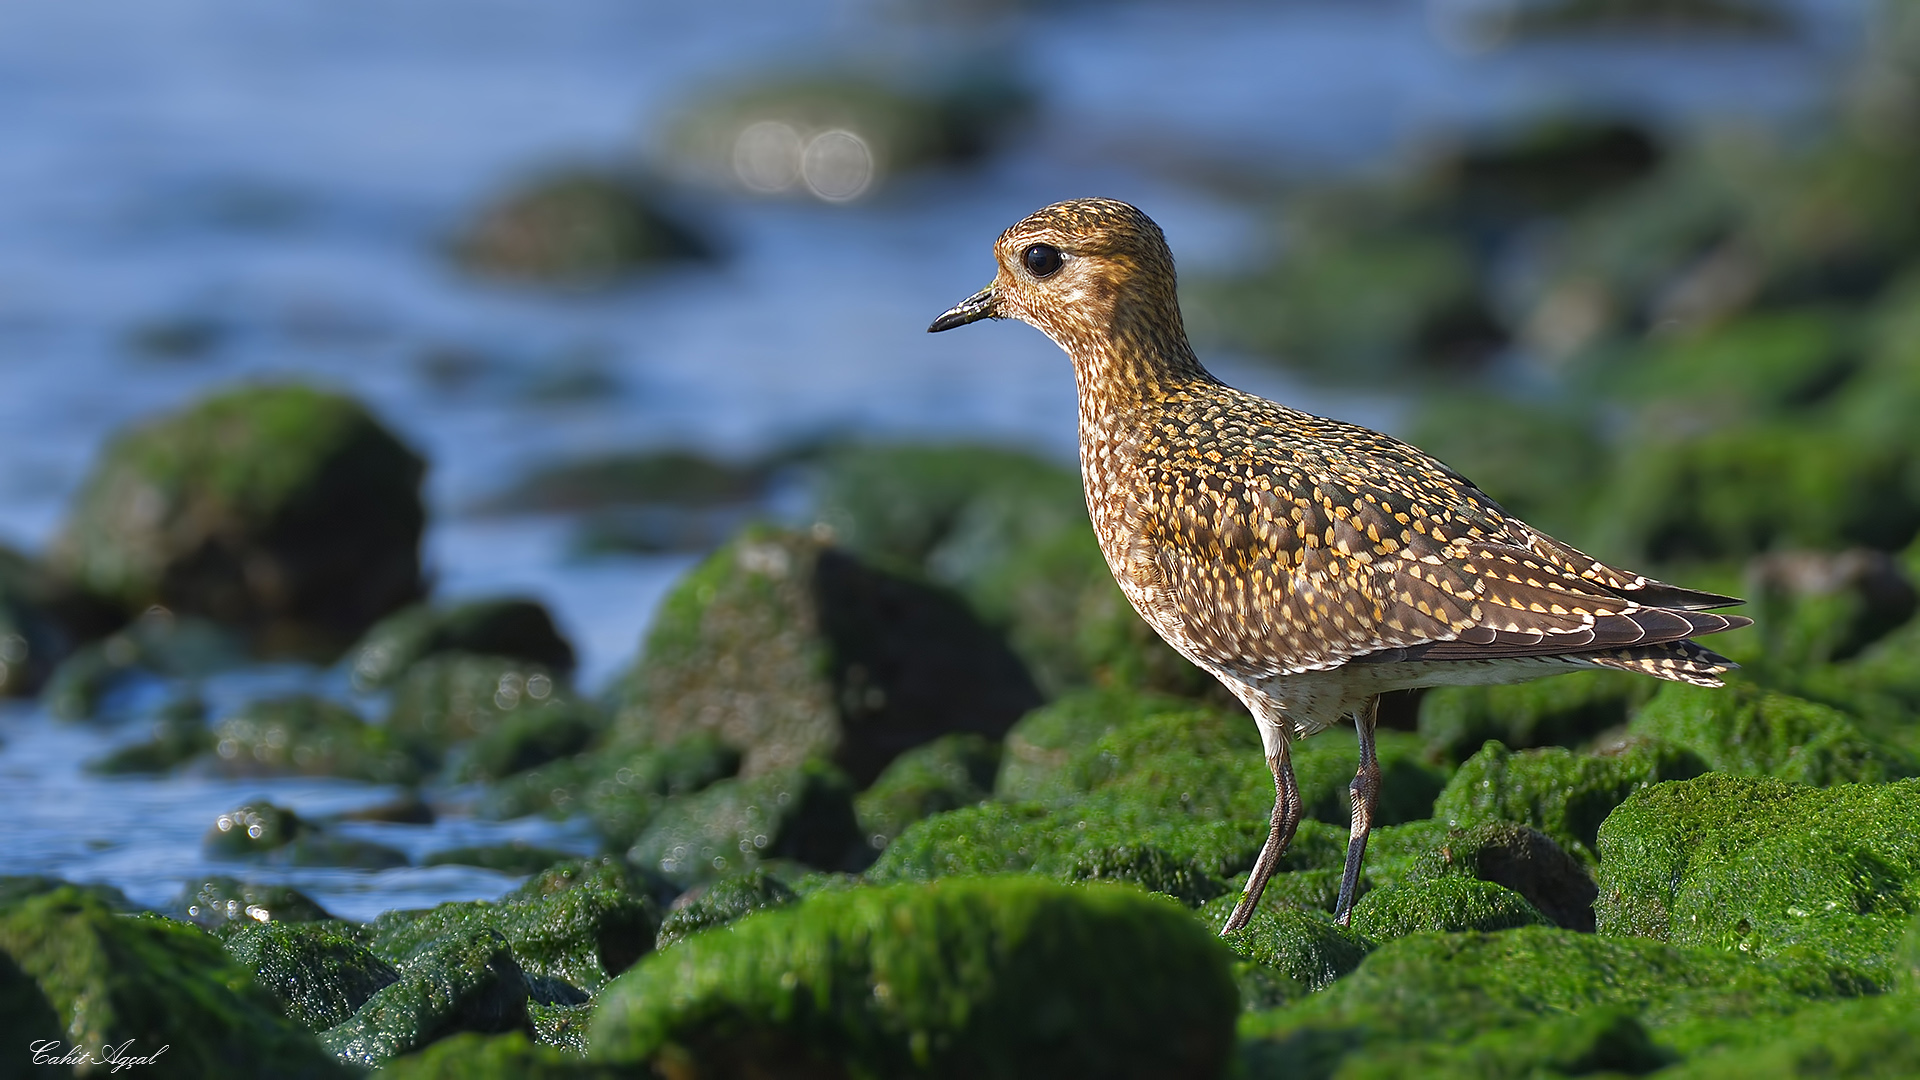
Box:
xmin=0 ymin=0 xmax=1870 ymax=918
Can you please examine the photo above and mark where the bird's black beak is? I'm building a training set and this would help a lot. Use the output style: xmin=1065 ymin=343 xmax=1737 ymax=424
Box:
xmin=928 ymin=285 xmax=998 ymax=333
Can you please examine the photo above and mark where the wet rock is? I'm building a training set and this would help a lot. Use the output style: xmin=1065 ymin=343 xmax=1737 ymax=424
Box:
xmin=591 ymin=878 xmax=1236 ymax=1078
xmin=381 ymin=1030 xmax=626 ymax=1078
xmin=44 ymin=611 xmax=247 ymax=720
xmin=421 ymin=843 xmax=576 ymax=876
xmin=627 ymin=760 xmax=865 ymax=884
xmin=0 ymin=544 xmax=97 ymax=698
xmin=1496 ymin=0 xmax=1794 ymax=39
xmin=452 ymin=169 xmax=711 ymax=284
xmin=1658 ymin=992 xmax=1920 ymax=1079
xmin=609 ymin=528 xmax=1041 ymax=785
xmin=654 ymin=868 xmax=799 ymax=950
xmin=50 ymin=384 xmax=426 ymax=655
xmin=208 ymin=694 xmax=430 ymax=783
xmin=1431 ymin=737 xmax=1708 ymax=862
xmin=0 ymin=875 xmax=138 ymax=912
xmin=1744 ymin=547 xmax=1919 ymax=668
xmin=478 ymin=450 xmax=767 ymax=516
xmin=0 ymin=886 xmax=343 ymax=1077
xmin=1418 ymin=669 xmax=1657 ymax=763
xmin=457 ymin=701 xmax=605 ymax=783
xmin=1415 ymin=822 xmax=1599 ymax=932
xmin=478 ymin=732 xmax=742 ymax=849
xmin=347 ymin=598 xmax=576 ymax=691
xmin=1236 ymin=925 xmax=1875 ymax=1078
xmin=1629 ymin=681 xmax=1918 ymax=785
xmin=203 ymin=800 xmax=410 ymax=869
xmin=526 ymin=1000 xmax=592 ymax=1055
xmin=1596 ymin=774 xmax=1920 ymax=982
xmin=386 ymin=651 xmax=583 ymax=759
xmin=1350 ymin=876 xmax=1553 ymax=942
xmin=336 ymin=792 xmax=436 ymax=824
xmin=1067 ymin=845 xmax=1228 ymax=908
xmin=87 ymin=695 xmax=214 ymax=773
xmin=854 ymin=732 xmax=998 ymax=849
xmin=176 ymin=875 xmax=332 ymax=932
xmin=1201 ymin=899 xmax=1373 ymax=995
xmin=223 ymin=921 xmax=400 ymax=1031
xmin=496 ymin=858 xmax=664 ymax=993
xmin=321 ymin=926 xmax=530 ymax=1069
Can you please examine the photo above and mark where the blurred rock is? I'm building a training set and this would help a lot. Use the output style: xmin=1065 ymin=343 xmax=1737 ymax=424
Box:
xmin=452 ymin=169 xmax=711 ymax=284
xmin=626 ymin=760 xmax=865 ymax=885
xmin=1744 ymin=547 xmax=1918 ymax=667
xmin=609 ymin=527 xmax=1041 ymax=785
xmin=347 ymin=598 xmax=575 ymax=691
xmin=43 ymin=610 xmax=247 ymax=720
xmin=203 ymin=800 xmax=410 ymax=869
xmin=208 ymin=695 xmax=430 ymax=784
xmin=86 ymin=695 xmax=215 ymax=773
xmin=1629 ymin=681 xmax=1918 ymax=785
xmin=1418 ymin=669 xmax=1657 ymax=764
xmin=1487 ymin=0 xmax=1794 ymax=40
xmin=653 ymin=868 xmax=799 ymax=950
xmin=477 ymin=450 xmax=766 ymax=515
xmin=385 ymin=652 xmax=586 ymax=763
xmin=322 ymin=926 xmax=530 ymax=1069
xmin=49 ymin=384 xmax=426 ymax=656
xmin=421 ymin=844 xmax=578 ymax=876
xmin=854 ymin=732 xmax=999 ymax=850
xmin=176 ymin=875 xmax=333 ymax=933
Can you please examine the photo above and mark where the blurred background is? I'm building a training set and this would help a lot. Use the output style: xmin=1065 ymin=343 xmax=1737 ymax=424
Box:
xmin=1 ymin=0 xmax=1915 ymax=917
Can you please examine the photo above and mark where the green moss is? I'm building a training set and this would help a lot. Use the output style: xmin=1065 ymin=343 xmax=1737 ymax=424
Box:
xmin=591 ymin=878 xmax=1237 ymax=1078
xmin=1418 ymin=669 xmax=1656 ymax=763
xmin=1658 ymin=992 xmax=1920 ymax=1078
xmin=458 ymin=702 xmax=604 ymax=782
xmin=382 ymin=1030 xmax=630 ymax=1078
xmin=994 ymin=686 xmax=1195 ymax=801
xmin=1595 ymin=774 xmax=1920 ymax=981
xmin=385 ymin=651 xmax=578 ymax=754
xmin=496 ymin=858 xmax=662 ymax=993
xmin=422 ymin=843 xmax=578 ymax=876
xmin=201 ymin=800 xmax=409 ymax=868
xmin=1064 ymin=844 xmax=1229 ymax=907
xmin=1200 ymin=900 xmax=1373 ymax=993
xmin=1403 ymin=822 xmax=1598 ymax=932
xmin=1349 ymin=877 xmax=1552 ymax=941
xmin=854 ymin=733 xmax=999 ymax=849
xmin=629 ymin=760 xmax=864 ymax=884
xmin=452 ymin=170 xmax=710 ymax=283
xmin=177 ymin=876 xmax=331 ymax=931
xmin=0 ymin=887 xmax=343 ymax=1077
xmin=222 ymin=921 xmax=399 ymax=1030
xmin=1630 ymin=681 xmax=1919 ymax=785
xmin=346 ymin=597 xmax=576 ymax=690
xmin=1237 ymin=926 xmax=1877 ymax=1078
xmin=209 ymin=694 xmax=429 ymax=783
xmin=655 ymin=869 xmax=800 ymax=950
xmin=1431 ymin=737 xmax=1707 ymax=862
xmin=575 ymin=734 xmax=743 ymax=847
xmin=1310 ymin=1007 xmax=1673 ymax=1080
xmin=321 ymin=926 xmax=530 ymax=1068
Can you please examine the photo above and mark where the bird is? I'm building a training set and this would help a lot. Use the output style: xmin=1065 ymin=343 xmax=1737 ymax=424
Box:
xmin=927 ymin=197 xmax=1751 ymax=935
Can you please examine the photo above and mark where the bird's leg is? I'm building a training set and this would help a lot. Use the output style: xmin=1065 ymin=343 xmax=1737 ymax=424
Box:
xmin=1222 ymin=736 xmax=1301 ymax=936
xmin=1334 ymin=695 xmax=1383 ymax=925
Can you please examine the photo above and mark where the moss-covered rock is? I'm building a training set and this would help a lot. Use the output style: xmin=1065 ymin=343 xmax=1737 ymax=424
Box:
xmin=0 ymin=544 xmax=99 ymax=698
xmin=1596 ymin=774 xmax=1920 ymax=981
xmin=44 ymin=613 xmax=246 ymax=720
xmin=1743 ymin=547 xmax=1918 ymax=669
xmin=1202 ymin=900 xmax=1373 ymax=994
xmin=1418 ymin=669 xmax=1657 ymax=763
xmin=1349 ymin=876 xmax=1553 ymax=941
xmin=49 ymin=384 xmax=426 ymax=654
xmin=208 ymin=694 xmax=429 ymax=783
xmin=1237 ymin=926 xmax=1877 ymax=1078
xmin=1410 ymin=822 xmax=1598 ymax=932
xmin=855 ymin=732 xmax=999 ymax=849
xmin=994 ymin=687 xmax=1196 ymax=801
xmin=421 ymin=843 xmax=578 ymax=876
xmin=176 ymin=875 xmax=331 ymax=932
xmin=628 ymin=760 xmax=865 ymax=884
xmin=655 ymin=869 xmax=800 ymax=950
xmin=1629 ymin=681 xmax=1919 ymax=785
xmin=497 ymin=858 xmax=663 ymax=994
xmin=1064 ymin=844 xmax=1230 ymax=908
xmin=1658 ymin=991 xmax=1920 ymax=1079
xmin=1431 ymin=737 xmax=1708 ymax=862
xmin=346 ymin=597 xmax=576 ymax=691
xmin=86 ymin=695 xmax=214 ymax=773
xmin=386 ymin=651 xmax=581 ymax=757
xmin=0 ymin=886 xmax=343 ymax=1077
xmin=321 ymin=926 xmax=530 ymax=1068
xmin=382 ymin=1030 xmax=629 ymax=1078
xmin=223 ymin=921 xmax=400 ymax=1031
xmin=457 ymin=701 xmax=605 ymax=783
xmin=611 ymin=528 xmax=1040 ymax=785
xmin=452 ymin=169 xmax=710 ymax=283
xmin=202 ymin=801 xmax=410 ymax=869
xmin=591 ymin=878 xmax=1236 ymax=1078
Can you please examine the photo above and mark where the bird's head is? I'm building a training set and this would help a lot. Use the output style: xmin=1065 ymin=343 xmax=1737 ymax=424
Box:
xmin=928 ymin=198 xmax=1191 ymax=370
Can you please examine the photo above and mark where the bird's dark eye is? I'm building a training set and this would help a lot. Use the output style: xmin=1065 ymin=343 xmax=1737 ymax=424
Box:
xmin=1023 ymin=243 xmax=1063 ymax=278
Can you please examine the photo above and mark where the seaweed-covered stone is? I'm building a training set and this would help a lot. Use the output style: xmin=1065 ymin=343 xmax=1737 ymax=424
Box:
xmin=210 ymin=694 xmax=428 ymax=783
xmin=1418 ymin=669 xmax=1656 ymax=763
xmin=203 ymin=800 xmax=409 ymax=868
xmin=1237 ymin=926 xmax=1877 ymax=1078
xmin=497 ymin=858 xmax=663 ymax=993
xmin=1349 ymin=876 xmax=1552 ymax=942
xmin=1315 ymin=1008 xmax=1673 ymax=1080
xmin=347 ymin=598 xmax=576 ymax=690
xmin=49 ymin=384 xmax=426 ymax=653
xmin=322 ymin=926 xmax=530 ymax=1068
xmin=421 ymin=843 xmax=578 ymax=876
xmin=994 ymin=686 xmax=1195 ymax=800
xmin=457 ymin=702 xmax=604 ymax=782
xmin=1658 ymin=992 xmax=1920 ymax=1079
xmin=1596 ymin=774 xmax=1920 ymax=981
xmin=1628 ymin=681 xmax=1918 ymax=785
xmin=609 ymin=528 xmax=1042 ymax=785
xmin=854 ymin=732 xmax=999 ymax=848
xmin=0 ymin=886 xmax=343 ymax=1077
xmin=1415 ymin=822 xmax=1598 ymax=932
xmin=0 ymin=874 xmax=137 ymax=912
xmin=382 ymin=1030 xmax=628 ymax=1079
xmin=574 ymin=734 xmax=742 ymax=847
xmin=177 ymin=875 xmax=331 ymax=932
xmin=1065 ymin=844 xmax=1229 ymax=908
xmin=0 ymin=544 xmax=94 ymax=698
xmin=1202 ymin=900 xmax=1373 ymax=993
xmin=44 ymin=613 xmax=247 ymax=720
xmin=87 ymin=696 xmax=214 ymax=773
xmin=591 ymin=878 xmax=1237 ymax=1078
xmin=385 ymin=652 xmax=578 ymax=755
xmin=224 ymin=921 xmax=400 ymax=1030
xmin=452 ymin=169 xmax=710 ymax=283
xmin=1431 ymin=737 xmax=1707 ymax=862
xmin=627 ymin=760 xmax=864 ymax=883
xmin=655 ymin=868 xmax=799 ymax=950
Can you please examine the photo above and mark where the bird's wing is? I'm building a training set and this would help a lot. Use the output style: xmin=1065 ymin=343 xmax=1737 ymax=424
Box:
xmin=1138 ymin=427 xmax=1745 ymax=678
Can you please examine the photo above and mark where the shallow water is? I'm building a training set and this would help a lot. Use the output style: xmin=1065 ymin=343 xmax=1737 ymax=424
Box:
xmin=0 ymin=0 xmax=1868 ymax=916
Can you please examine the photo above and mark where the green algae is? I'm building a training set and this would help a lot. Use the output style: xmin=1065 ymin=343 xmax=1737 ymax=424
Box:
xmin=177 ymin=875 xmax=331 ymax=932
xmin=853 ymin=732 xmax=999 ymax=849
xmin=1628 ymin=681 xmax=1918 ymax=785
xmin=453 ymin=169 xmax=711 ymax=283
xmin=1658 ymin=992 xmax=1920 ymax=1078
xmin=421 ymin=843 xmax=577 ymax=876
xmin=1418 ymin=669 xmax=1656 ymax=763
xmin=321 ymin=926 xmax=529 ymax=1068
xmin=385 ymin=651 xmax=578 ymax=753
xmin=202 ymin=800 xmax=409 ymax=869
xmin=628 ymin=760 xmax=865 ymax=884
xmin=222 ymin=921 xmax=399 ymax=1030
xmin=655 ymin=868 xmax=799 ymax=950
xmin=1348 ymin=876 xmax=1553 ymax=941
xmin=0 ymin=886 xmax=343 ymax=1077
xmin=457 ymin=701 xmax=604 ymax=782
xmin=209 ymin=693 xmax=428 ymax=783
xmin=1595 ymin=774 xmax=1920 ymax=981
xmin=1200 ymin=900 xmax=1373 ymax=994
xmin=382 ymin=1030 xmax=629 ymax=1079
xmin=591 ymin=877 xmax=1237 ymax=1079
xmin=346 ymin=597 xmax=576 ymax=690
xmin=1065 ymin=844 xmax=1229 ymax=907
xmin=1431 ymin=737 xmax=1707 ymax=862
xmin=993 ymin=686 xmax=1197 ymax=801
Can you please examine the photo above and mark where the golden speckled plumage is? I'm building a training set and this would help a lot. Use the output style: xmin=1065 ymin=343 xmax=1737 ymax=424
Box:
xmin=930 ymin=197 xmax=1750 ymax=934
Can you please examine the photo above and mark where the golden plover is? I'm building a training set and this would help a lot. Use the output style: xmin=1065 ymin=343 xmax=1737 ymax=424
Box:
xmin=929 ymin=197 xmax=1750 ymax=933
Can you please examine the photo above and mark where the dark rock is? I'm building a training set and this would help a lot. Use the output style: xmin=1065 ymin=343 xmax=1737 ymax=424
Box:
xmin=1421 ymin=822 xmax=1599 ymax=932
xmin=223 ymin=921 xmax=400 ymax=1031
xmin=208 ymin=694 xmax=429 ymax=783
xmin=853 ymin=732 xmax=998 ymax=849
xmin=176 ymin=875 xmax=332 ymax=932
xmin=49 ymin=384 xmax=426 ymax=656
xmin=0 ymin=886 xmax=344 ymax=1077
xmin=627 ymin=760 xmax=865 ymax=884
xmin=609 ymin=528 xmax=1041 ymax=786
xmin=335 ymin=792 xmax=436 ymax=824
xmin=347 ymin=598 xmax=576 ymax=691
xmin=87 ymin=696 xmax=214 ymax=773
xmin=654 ymin=868 xmax=799 ymax=950
xmin=477 ymin=732 xmax=742 ymax=850
xmin=477 ymin=450 xmax=767 ymax=515
xmin=422 ymin=843 xmax=578 ymax=876
xmin=1497 ymin=0 xmax=1794 ymax=39
xmin=202 ymin=800 xmax=410 ymax=869
xmin=452 ymin=169 xmax=710 ymax=284
xmin=590 ymin=878 xmax=1237 ymax=1079
xmin=0 ymin=544 xmax=97 ymax=698
xmin=321 ymin=926 xmax=530 ymax=1069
